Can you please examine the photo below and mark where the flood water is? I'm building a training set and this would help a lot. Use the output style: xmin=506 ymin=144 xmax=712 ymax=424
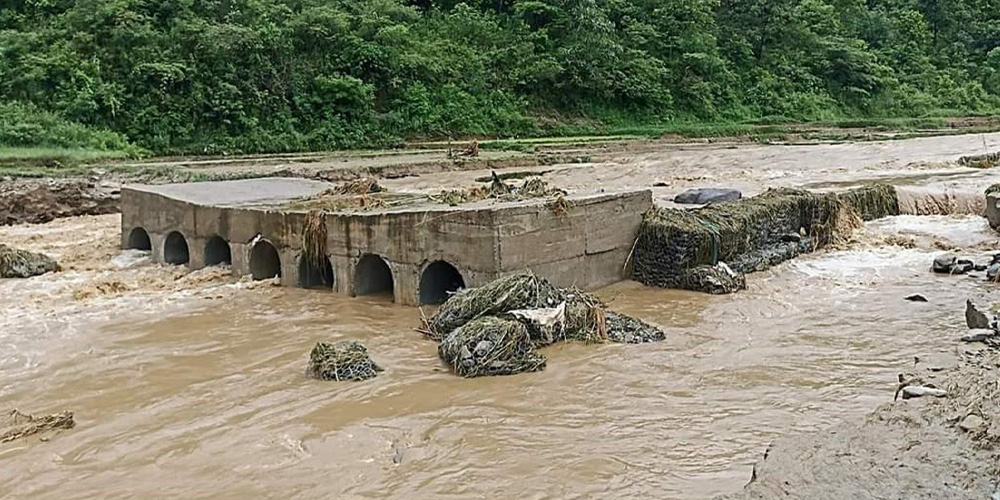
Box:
xmin=2 ymin=211 xmax=998 ymax=499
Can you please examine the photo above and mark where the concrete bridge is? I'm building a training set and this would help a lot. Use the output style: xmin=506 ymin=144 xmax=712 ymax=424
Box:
xmin=121 ymin=178 xmax=651 ymax=305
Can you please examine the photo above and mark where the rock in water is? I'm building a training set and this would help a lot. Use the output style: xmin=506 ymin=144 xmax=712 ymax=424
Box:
xmin=0 ymin=245 xmax=58 ymax=278
xmin=904 ymin=294 xmax=928 ymax=302
xmin=900 ymin=385 xmax=948 ymax=399
xmin=306 ymin=340 xmax=382 ymax=381
xmin=932 ymin=254 xmax=957 ymax=273
xmin=605 ymin=312 xmax=666 ymax=344
xmin=673 ymin=188 xmax=742 ymax=205
xmin=965 ymin=299 xmax=992 ymax=330
xmin=958 ymin=414 xmax=986 ymax=432
xmin=988 ymin=262 xmax=1000 ymax=282
xmin=954 ymin=259 xmax=974 ymax=274
xmin=960 ymin=329 xmax=996 ymax=343
xmin=438 ymin=317 xmax=546 ymax=378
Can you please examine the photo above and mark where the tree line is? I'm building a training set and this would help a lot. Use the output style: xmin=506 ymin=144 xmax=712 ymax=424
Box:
xmin=1 ymin=0 xmax=998 ymax=154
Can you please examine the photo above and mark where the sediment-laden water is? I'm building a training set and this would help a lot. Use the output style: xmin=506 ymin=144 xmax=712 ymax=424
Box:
xmin=2 ymin=209 xmax=997 ymax=499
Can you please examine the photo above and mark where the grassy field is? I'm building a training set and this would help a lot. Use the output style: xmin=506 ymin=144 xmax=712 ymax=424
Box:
xmin=0 ymin=147 xmax=134 ymax=177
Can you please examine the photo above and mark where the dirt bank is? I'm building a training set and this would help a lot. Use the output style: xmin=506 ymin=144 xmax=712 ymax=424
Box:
xmin=723 ymin=331 xmax=999 ymax=500
xmin=4 ymin=131 xmax=1000 ymax=226
xmin=0 ymin=178 xmax=119 ymax=225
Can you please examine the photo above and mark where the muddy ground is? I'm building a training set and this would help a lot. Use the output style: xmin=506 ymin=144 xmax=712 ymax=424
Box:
xmin=0 ymin=178 xmax=119 ymax=225
xmin=3 ymin=126 xmax=1000 ymax=225
xmin=723 ymin=338 xmax=999 ymax=500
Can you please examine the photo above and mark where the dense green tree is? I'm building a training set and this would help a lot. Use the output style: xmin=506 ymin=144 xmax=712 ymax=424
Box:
xmin=0 ymin=0 xmax=997 ymax=154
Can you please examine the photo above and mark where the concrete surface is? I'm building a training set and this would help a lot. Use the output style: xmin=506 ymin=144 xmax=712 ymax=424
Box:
xmin=121 ymin=178 xmax=652 ymax=305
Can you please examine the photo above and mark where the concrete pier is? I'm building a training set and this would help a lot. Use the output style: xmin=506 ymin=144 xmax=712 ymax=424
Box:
xmin=121 ymin=178 xmax=652 ymax=305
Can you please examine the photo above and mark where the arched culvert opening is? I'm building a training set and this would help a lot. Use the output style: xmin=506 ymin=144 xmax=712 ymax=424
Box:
xmin=164 ymin=231 xmax=190 ymax=265
xmin=419 ymin=260 xmax=465 ymax=305
xmin=204 ymin=235 xmax=232 ymax=266
xmin=298 ymin=254 xmax=334 ymax=289
xmin=127 ymin=227 xmax=152 ymax=251
xmin=354 ymin=254 xmax=394 ymax=297
xmin=250 ymin=240 xmax=282 ymax=280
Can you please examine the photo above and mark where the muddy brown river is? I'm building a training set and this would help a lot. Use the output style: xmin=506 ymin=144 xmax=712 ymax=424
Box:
xmin=3 ymin=136 xmax=1000 ymax=499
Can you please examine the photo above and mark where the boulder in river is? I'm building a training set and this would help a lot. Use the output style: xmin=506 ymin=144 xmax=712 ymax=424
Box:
xmin=964 ymin=299 xmax=992 ymax=330
xmin=960 ymin=329 xmax=996 ymax=343
xmin=932 ymin=254 xmax=975 ymax=274
xmin=900 ymin=385 xmax=948 ymax=399
xmin=0 ymin=245 xmax=58 ymax=278
xmin=953 ymin=259 xmax=974 ymax=274
xmin=932 ymin=254 xmax=957 ymax=273
xmin=986 ymin=255 xmax=1000 ymax=281
xmin=673 ymin=187 xmax=742 ymax=205
xmin=904 ymin=294 xmax=928 ymax=302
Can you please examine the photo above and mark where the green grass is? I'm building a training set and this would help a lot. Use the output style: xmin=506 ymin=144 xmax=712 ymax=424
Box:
xmin=0 ymin=146 xmax=138 ymax=178
xmin=0 ymin=146 xmax=131 ymax=162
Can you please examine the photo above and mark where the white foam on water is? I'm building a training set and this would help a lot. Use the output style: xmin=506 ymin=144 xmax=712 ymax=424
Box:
xmin=110 ymin=249 xmax=153 ymax=268
xmin=866 ymin=214 xmax=997 ymax=249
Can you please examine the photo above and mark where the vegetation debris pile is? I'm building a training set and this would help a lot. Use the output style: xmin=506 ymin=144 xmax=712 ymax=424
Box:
xmin=1 ymin=410 xmax=75 ymax=443
xmin=433 ymin=172 xmax=566 ymax=207
xmin=428 ymin=273 xmax=665 ymax=378
xmin=958 ymin=152 xmax=1000 ymax=169
xmin=306 ymin=340 xmax=382 ymax=381
xmin=836 ymin=183 xmax=899 ymax=221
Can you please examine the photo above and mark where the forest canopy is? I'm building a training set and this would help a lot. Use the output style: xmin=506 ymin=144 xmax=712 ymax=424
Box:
xmin=1 ymin=0 xmax=998 ymax=154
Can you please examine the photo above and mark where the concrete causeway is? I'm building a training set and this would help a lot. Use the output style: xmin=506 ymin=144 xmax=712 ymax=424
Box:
xmin=121 ymin=178 xmax=652 ymax=305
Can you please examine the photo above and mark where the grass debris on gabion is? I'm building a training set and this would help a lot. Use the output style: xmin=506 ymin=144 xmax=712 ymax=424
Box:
xmin=428 ymin=273 xmax=566 ymax=338
xmin=681 ymin=263 xmax=747 ymax=294
xmin=438 ymin=316 xmax=546 ymax=378
xmin=631 ymin=186 xmax=885 ymax=293
xmin=958 ymin=151 xmax=1000 ymax=169
xmin=306 ymin=340 xmax=382 ymax=381
xmin=0 ymin=244 xmax=58 ymax=278
xmin=427 ymin=273 xmax=666 ymax=377
xmin=837 ymin=183 xmax=899 ymax=221
xmin=606 ymin=312 xmax=667 ymax=344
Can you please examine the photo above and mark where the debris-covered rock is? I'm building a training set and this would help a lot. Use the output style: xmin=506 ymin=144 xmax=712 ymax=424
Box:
xmin=958 ymin=151 xmax=1000 ymax=169
xmin=306 ymin=340 xmax=382 ymax=381
xmin=427 ymin=273 xmax=666 ymax=377
xmin=1 ymin=410 xmax=75 ymax=443
xmin=0 ymin=244 xmax=58 ymax=278
xmin=673 ymin=188 xmax=742 ymax=205
xmin=438 ymin=316 xmax=546 ymax=378
xmin=429 ymin=274 xmax=565 ymax=338
xmin=605 ymin=311 xmax=667 ymax=344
